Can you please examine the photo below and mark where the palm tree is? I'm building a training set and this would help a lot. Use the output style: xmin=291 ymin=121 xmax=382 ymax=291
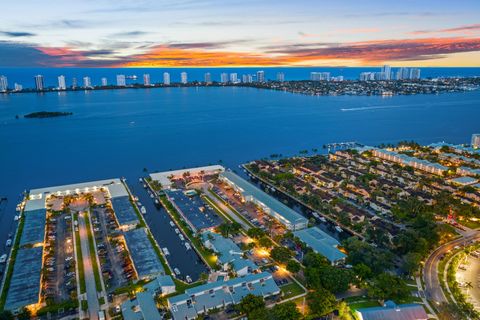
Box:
xmin=465 ymin=281 xmax=473 ymax=296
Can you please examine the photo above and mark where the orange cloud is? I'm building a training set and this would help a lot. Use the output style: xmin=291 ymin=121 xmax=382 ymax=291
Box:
xmin=120 ymin=46 xmax=293 ymax=67
xmin=11 ymin=36 xmax=479 ymax=67
xmin=120 ymin=37 xmax=480 ymax=67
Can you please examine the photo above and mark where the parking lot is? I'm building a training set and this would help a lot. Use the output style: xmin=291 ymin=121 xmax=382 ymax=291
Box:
xmin=212 ymin=182 xmax=286 ymax=236
xmin=42 ymin=208 xmax=76 ymax=304
xmin=91 ymin=206 xmax=131 ymax=291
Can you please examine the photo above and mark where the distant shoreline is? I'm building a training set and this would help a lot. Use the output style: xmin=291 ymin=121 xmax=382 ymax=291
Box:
xmin=1 ymin=78 xmax=479 ymax=97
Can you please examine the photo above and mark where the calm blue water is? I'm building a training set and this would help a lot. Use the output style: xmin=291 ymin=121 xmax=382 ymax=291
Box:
xmin=1 ymin=85 xmax=480 ymax=258
xmin=1 ymin=67 xmax=480 ymax=88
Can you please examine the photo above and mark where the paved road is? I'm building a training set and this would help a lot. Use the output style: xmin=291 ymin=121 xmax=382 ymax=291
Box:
xmin=423 ymin=230 xmax=480 ymax=304
xmin=78 ymin=212 xmax=99 ymax=320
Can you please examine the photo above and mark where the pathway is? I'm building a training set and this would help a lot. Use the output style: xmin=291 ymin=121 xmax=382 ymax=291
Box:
xmin=78 ymin=212 xmax=100 ymax=320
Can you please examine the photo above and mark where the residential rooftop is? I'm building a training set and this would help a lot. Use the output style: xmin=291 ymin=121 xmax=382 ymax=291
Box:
xmin=124 ymin=228 xmax=165 ymax=279
xmin=165 ymin=189 xmax=222 ymax=232
xmin=220 ymin=171 xmax=308 ymax=230
xmin=111 ymin=196 xmax=139 ymax=227
xmin=202 ymin=231 xmax=257 ymax=274
xmin=26 ymin=178 xmax=128 ymax=211
xmin=356 ymin=300 xmax=428 ymax=320
xmin=5 ymin=247 xmax=43 ymax=311
xmin=121 ymin=291 xmax=162 ymax=320
xmin=19 ymin=208 xmax=46 ymax=246
xmin=168 ymin=272 xmax=280 ymax=320
xmin=293 ymin=227 xmax=346 ymax=263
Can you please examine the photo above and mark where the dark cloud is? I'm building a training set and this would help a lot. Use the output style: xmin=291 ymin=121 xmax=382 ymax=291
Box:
xmin=264 ymin=37 xmax=480 ymax=62
xmin=0 ymin=31 xmax=36 ymax=37
xmin=112 ymin=31 xmax=150 ymax=37
xmin=167 ymin=39 xmax=252 ymax=49
xmin=412 ymin=23 xmax=480 ymax=35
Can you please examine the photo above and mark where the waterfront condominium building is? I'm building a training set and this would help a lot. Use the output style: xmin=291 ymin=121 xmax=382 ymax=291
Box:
xmin=180 ymin=72 xmax=188 ymax=84
xmin=116 ymin=74 xmax=126 ymax=86
xmin=34 ymin=75 xmax=44 ymax=91
xmin=311 ymin=72 xmax=330 ymax=81
xmin=204 ymin=72 xmax=212 ymax=84
xmin=276 ymin=72 xmax=285 ymax=82
xmin=230 ymin=73 xmax=238 ymax=83
xmin=72 ymin=77 xmax=78 ymax=89
xmin=472 ymin=134 xmax=480 ymax=149
xmin=245 ymin=74 xmax=253 ymax=83
xmin=256 ymin=70 xmax=265 ymax=82
xmin=83 ymin=76 xmax=92 ymax=88
xmin=220 ymin=72 xmax=228 ymax=84
xmin=163 ymin=72 xmax=171 ymax=85
xmin=409 ymin=68 xmax=421 ymax=80
xmin=381 ymin=65 xmax=392 ymax=80
xmin=101 ymin=77 xmax=108 ymax=86
xmin=14 ymin=83 xmax=22 ymax=91
xmin=143 ymin=73 xmax=151 ymax=86
xmin=57 ymin=75 xmax=66 ymax=90
xmin=0 ymin=75 xmax=7 ymax=92
xmin=359 ymin=72 xmax=375 ymax=81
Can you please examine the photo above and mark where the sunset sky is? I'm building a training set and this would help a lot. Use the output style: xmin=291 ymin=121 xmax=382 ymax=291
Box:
xmin=1 ymin=0 xmax=480 ymax=67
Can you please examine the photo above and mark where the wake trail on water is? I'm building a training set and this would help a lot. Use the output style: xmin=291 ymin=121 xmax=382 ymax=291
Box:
xmin=340 ymin=105 xmax=402 ymax=112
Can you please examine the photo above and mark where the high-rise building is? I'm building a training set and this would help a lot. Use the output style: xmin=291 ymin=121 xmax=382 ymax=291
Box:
xmin=180 ymin=72 xmax=188 ymax=84
xmin=0 ymin=75 xmax=7 ymax=92
xmin=220 ymin=73 xmax=228 ymax=84
xmin=14 ymin=83 xmax=22 ymax=91
xmin=471 ymin=134 xmax=480 ymax=149
xmin=276 ymin=72 xmax=285 ymax=82
xmin=396 ymin=67 xmax=421 ymax=80
xmin=57 ymin=75 xmax=66 ymax=90
xmin=410 ymin=68 xmax=421 ymax=80
xmin=310 ymin=72 xmax=330 ymax=81
xmin=204 ymin=72 xmax=212 ymax=84
xmin=230 ymin=73 xmax=238 ymax=83
xmin=163 ymin=72 xmax=171 ymax=85
xmin=83 ymin=76 xmax=92 ymax=88
xmin=143 ymin=74 xmax=151 ymax=86
xmin=72 ymin=77 xmax=78 ymax=89
xmin=332 ymin=76 xmax=344 ymax=82
xmin=381 ymin=65 xmax=391 ymax=80
xmin=101 ymin=77 xmax=108 ymax=86
xmin=359 ymin=72 xmax=375 ymax=81
xmin=256 ymin=70 xmax=265 ymax=82
xmin=34 ymin=75 xmax=44 ymax=91
xmin=116 ymin=74 xmax=126 ymax=86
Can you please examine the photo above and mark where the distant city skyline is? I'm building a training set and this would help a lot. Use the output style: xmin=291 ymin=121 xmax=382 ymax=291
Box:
xmin=1 ymin=0 xmax=479 ymax=67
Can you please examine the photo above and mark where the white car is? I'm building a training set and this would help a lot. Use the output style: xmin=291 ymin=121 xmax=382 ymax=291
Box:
xmin=0 ymin=254 xmax=7 ymax=264
xmin=174 ymin=268 xmax=181 ymax=275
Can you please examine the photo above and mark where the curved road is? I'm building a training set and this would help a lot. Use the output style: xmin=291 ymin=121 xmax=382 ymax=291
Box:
xmin=423 ymin=230 xmax=480 ymax=305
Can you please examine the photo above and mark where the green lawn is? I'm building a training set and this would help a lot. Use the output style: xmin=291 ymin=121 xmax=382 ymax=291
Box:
xmin=280 ymin=280 xmax=306 ymax=299
xmin=348 ymin=299 xmax=381 ymax=311
xmin=460 ymin=219 xmax=480 ymax=230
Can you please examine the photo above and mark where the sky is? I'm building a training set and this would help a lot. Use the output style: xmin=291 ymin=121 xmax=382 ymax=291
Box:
xmin=1 ymin=0 xmax=480 ymax=67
